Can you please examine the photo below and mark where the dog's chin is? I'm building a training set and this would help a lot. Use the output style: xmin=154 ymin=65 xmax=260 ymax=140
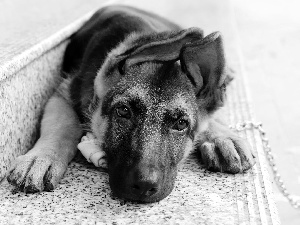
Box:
xmin=110 ymin=182 xmax=175 ymax=203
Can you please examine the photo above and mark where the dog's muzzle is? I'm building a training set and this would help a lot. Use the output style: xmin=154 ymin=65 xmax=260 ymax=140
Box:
xmin=109 ymin=163 xmax=175 ymax=203
xmin=126 ymin=164 xmax=160 ymax=198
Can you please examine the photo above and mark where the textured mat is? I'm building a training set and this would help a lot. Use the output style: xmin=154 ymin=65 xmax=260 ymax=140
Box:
xmin=0 ymin=0 xmax=280 ymax=224
xmin=0 ymin=76 xmax=280 ymax=224
xmin=0 ymin=49 xmax=281 ymax=224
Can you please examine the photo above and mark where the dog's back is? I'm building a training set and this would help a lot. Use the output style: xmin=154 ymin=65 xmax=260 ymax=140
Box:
xmin=63 ymin=6 xmax=180 ymax=73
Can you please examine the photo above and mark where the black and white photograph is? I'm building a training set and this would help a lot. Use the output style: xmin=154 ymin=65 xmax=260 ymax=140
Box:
xmin=0 ymin=0 xmax=299 ymax=224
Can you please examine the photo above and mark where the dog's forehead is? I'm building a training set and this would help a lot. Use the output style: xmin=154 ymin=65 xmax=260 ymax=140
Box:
xmin=159 ymin=92 xmax=195 ymax=115
xmin=113 ymin=63 xmax=197 ymax=117
xmin=111 ymin=83 xmax=150 ymax=106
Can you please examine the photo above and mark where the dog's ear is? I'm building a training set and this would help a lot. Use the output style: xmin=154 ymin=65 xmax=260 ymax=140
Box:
xmin=122 ymin=28 xmax=203 ymax=71
xmin=95 ymin=28 xmax=203 ymax=99
xmin=180 ymin=32 xmax=232 ymax=113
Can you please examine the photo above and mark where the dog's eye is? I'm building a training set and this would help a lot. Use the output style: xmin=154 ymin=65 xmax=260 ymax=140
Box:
xmin=173 ymin=119 xmax=189 ymax=131
xmin=116 ymin=105 xmax=131 ymax=119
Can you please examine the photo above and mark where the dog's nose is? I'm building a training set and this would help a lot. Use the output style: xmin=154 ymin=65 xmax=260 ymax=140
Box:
xmin=131 ymin=180 xmax=158 ymax=197
xmin=127 ymin=166 xmax=160 ymax=197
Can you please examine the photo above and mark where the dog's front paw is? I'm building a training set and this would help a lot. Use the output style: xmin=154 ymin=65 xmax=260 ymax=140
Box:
xmin=197 ymin=135 xmax=255 ymax=174
xmin=7 ymin=151 xmax=67 ymax=193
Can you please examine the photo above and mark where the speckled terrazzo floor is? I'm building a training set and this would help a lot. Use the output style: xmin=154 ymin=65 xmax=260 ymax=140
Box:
xmin=0 ymin=0 xmax=281 ymax=224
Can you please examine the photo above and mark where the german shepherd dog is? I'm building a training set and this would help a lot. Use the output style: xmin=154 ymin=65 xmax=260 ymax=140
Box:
xmin=7 ymin=5 xmax=255 ymax=203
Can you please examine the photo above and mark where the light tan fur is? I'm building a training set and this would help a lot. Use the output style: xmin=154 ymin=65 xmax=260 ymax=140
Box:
xmin=91 ymin=107 xmax=108 ymax=152
xmin=7 ymin=87 xmax=82 ymax=192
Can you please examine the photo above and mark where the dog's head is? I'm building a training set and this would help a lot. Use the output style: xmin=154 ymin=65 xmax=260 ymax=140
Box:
xmin=91 ymin=28 xmax=231 ymax=203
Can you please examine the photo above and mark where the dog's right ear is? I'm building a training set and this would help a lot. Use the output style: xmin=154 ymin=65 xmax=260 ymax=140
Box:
xmin=180 ymin=32 xmax=233 ymax=113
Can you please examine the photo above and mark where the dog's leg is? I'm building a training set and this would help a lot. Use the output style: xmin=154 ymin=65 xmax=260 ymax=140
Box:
xmin=7 ymin=92 xmax=82 ymax=192
xmin=195 ymin=117 xmax=255 ymax=174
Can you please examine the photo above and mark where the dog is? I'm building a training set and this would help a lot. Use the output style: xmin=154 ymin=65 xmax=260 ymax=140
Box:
xmin=7 ymin=5 xmax=255 ymax=203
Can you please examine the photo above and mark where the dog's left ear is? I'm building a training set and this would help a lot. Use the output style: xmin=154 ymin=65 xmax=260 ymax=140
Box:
xmin=95 ymin=28 xmax=204 ymax=100
xmin=180 ymin=32 xmax=233 ymax=113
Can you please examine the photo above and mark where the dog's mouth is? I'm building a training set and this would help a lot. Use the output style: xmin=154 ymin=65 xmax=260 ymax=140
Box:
xmin=108 ymin=164 xmax=177 ymax=203
xmin=111 ymin=186 xmax=174 ymax=203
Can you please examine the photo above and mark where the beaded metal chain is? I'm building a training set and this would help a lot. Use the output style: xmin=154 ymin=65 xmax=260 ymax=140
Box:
xmin=230 ymin=121 xmax=300 ymax=209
